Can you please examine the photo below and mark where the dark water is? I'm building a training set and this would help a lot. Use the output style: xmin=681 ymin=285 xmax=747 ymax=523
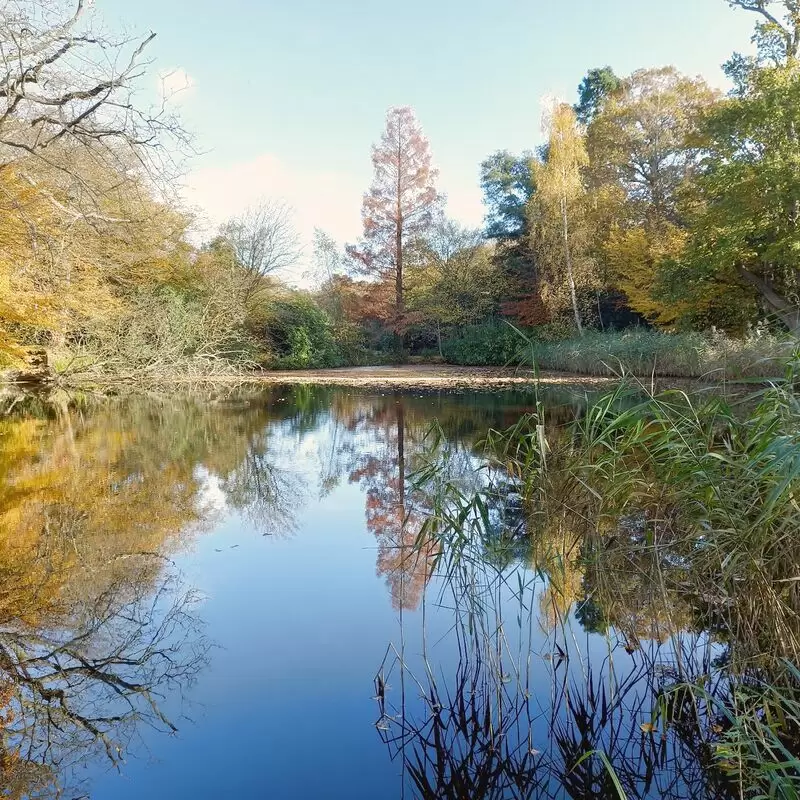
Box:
xmin=0 ymin=385 xmax=724 ymax=799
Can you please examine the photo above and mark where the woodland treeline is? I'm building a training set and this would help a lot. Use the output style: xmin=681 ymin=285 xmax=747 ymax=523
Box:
xmin=1 ymin=0 xmax=799 ymax=381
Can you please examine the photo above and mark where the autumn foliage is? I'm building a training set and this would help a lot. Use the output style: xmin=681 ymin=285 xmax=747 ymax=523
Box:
xmin=2 ymin=0 xmax=800 ymax=382
xmin=347 ymin=107 xmax=440 ymax=341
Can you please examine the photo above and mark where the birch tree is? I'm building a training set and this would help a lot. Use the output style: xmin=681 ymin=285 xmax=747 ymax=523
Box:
xmin=528 ymin=102 xmax=595 ymax=334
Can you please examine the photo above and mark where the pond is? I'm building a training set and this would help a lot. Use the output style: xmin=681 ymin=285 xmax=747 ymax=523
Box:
xmin=0 ymin=384 xmax=776 ymax=798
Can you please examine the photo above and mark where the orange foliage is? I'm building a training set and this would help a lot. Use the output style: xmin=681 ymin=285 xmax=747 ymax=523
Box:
xmin=501 ymin=291 xmax=549 ymax=326
xmin=343 ymin=397 xmax=438 ymax=609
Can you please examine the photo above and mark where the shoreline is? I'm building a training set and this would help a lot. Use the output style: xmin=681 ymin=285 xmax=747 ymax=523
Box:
xmin=249 ymin=365 xmax=618 ymax=390
xmin=1 ymin=363 xmax=765 ymax=395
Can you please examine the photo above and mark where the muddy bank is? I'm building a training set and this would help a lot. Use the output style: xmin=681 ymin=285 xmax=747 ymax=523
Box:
xmin=1 ymin=364 xmax=748 ymax=395
xmin=253 ymin=365 xmax=620 ymax=390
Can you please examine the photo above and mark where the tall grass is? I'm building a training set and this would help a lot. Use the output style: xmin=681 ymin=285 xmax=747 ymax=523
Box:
xmin=522 ymin=328 xmax=795 ymax=379
xmin=408 ymin=355 xmax=800 ymax=796
xmin=568 ymin=361 xmax=800 ymax=794
xmin=441 ymin=323 xmax=795 ymax=379
xmin=574 ymin=360 xmax=800 ymax=660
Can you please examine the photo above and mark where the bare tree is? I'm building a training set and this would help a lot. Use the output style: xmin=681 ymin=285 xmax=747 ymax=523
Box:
xmin=220 ymin=432 xmax=305 ymax=537
xmin=218 ymin=199 xmax=301 ymax=303
xmin=0 ymin=0 xmax=189 ymax=199
xmin=0 ymin=567 xmax=208 ymax=796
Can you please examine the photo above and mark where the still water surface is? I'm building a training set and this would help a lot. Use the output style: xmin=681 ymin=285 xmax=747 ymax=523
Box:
xmin=0 ymin=385 xmax=722 ymax=798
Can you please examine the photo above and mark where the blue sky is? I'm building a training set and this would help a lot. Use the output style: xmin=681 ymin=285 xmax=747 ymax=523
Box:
xmin=102 ymin=0 xmax=755 ymax=280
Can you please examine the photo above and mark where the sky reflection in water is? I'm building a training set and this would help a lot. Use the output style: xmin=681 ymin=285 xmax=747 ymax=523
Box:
xmin=0 ymin=386 xmax=728 ymax=799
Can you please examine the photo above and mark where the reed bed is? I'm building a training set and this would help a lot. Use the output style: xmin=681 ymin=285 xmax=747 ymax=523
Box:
xmin=399 ymin=355 xmax=800 ymax=797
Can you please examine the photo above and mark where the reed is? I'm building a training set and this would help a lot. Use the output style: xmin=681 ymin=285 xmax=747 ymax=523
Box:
xmin=408 ymin=355 xmax=800 ymax=796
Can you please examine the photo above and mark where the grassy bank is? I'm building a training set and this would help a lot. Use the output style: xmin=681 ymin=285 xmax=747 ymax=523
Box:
xmin=442 ymin=324 xmax=795 ymax=379
xmin=4 ymin=325 xmax=795 ymax=389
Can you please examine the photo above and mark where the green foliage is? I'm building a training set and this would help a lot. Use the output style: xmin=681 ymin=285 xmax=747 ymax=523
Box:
xmin=574 ymin=66 xmax=621 ymax=125
xmin=5 ymin=0 xmax=800 ymax=383
xmin=478 ymin=151 xmax=538 ymax=324
xmin=264 ymin=294 xmax=344 ymax=369
xmin=673 ymin=62 xmax=800 ymax=334
xmin=586 ymin=67 xmax=717 ymax=221
xmin=573 ymin=359 xmax=800 ymax=794
xmin=441 ymin=325 xmax=792 ymax=378
xmin=724 ymin=0 xmax=800 ymax=85
xmin=480 ymin=151 xmax=535 ymax=240
xmin=413 ymin=350 xmax=800 ymax=797
xmin=441 ymin=322 xmax=529 ymax=366
xmin=406 ymin=221 xmax=506 ymax=339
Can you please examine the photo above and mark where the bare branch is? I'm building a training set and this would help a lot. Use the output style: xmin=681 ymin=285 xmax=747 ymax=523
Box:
xmin=0 ymin=1 xmax=189 ymax=199
xmin=218 ymin=199 xmax=302 ymax=301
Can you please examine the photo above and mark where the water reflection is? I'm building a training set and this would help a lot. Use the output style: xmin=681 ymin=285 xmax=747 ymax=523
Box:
xmin=375 ymin=561 xmax=731 ymax=799
xmin=0 ymin=384 xmax=763 ymax=798
xmin=0 ymin=385 xmax=560 ymax=795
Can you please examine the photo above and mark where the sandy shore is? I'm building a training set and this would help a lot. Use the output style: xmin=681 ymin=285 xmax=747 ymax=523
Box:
xmin=251 ymin=365 xmax=618 ymax=390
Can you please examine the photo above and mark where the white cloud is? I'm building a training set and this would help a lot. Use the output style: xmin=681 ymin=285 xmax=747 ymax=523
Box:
xmin=159 ymin=67 xmax=195 ymax=103
xmin=439 ymin=172 xmax=485 ymax=232
xmin=195 ymin=468 xmax=227 ymax=515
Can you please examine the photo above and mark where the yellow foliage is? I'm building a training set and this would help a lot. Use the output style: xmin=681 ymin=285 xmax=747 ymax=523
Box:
xmin=603 ymin=224 xmax=689 ymax=325
xmin=0 ymin=149 xmax=201 ymax=368
xmin=528 ymin=103 xmax=598 ymax=325
xmin=0 ymin=391 xmax=291 ymax=628
xmin=0 ymin=406 xmax=199 ymax=626
xmin=0 ymin=169 xmax=59 ymax=363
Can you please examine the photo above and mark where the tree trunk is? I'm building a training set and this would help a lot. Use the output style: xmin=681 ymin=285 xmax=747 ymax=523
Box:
xmin=596 ymin=290 xmax=605 ymax=331
xmin=10 ymin=348 xmax=53 ymax=385
xmin=396 ymin=395 xmax=405 ymax=503
xmin=437 ymin=322 xmax=443 ymax=359
xmin=561 ymin=197 xmax=583 ymax=335
xmin=395 ymin=393 xmax=407 ymax=575
xmin=394 ymin=394 xmax=409 ymax=611
xmin=395 ymin=206 xmax=405 ymax=360
xmin=738 ymin=267 xmax=800 ymax=336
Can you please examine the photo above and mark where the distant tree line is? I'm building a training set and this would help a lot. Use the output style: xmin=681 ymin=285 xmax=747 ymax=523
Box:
xmin=322 ymin=0 xmax=800 ymax=361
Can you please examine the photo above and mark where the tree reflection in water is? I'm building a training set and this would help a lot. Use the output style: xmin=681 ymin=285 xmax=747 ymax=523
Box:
xmin=375 ymin=554 xmax=740 ymax=800
xmin=0 ymin=391 xmax=250 ymax=797
xmin=333 ymin=389 xmax=529 ymax=610
xmin=0 ymin=383 xmax=597 ymax=797
xmin=0 ymin=569 xmax=207 ymax=799
xmin=345 ymin=393 xmax=435 ymax=610
xmin=369 ymin=407 xmax=765 ymax=800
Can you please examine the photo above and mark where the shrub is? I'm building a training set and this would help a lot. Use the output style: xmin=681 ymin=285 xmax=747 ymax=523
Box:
xmin=264 ymin=295 xmax=344 ymax=369
xmin=442 ymin=322 xmax=530 ymax=366
xmin=57 ymin=286 xmax=258 ymax=381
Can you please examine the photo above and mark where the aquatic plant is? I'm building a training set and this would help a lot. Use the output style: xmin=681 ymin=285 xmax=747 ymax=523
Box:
xmin=404 ymin=355 xmax=800 ymax=796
